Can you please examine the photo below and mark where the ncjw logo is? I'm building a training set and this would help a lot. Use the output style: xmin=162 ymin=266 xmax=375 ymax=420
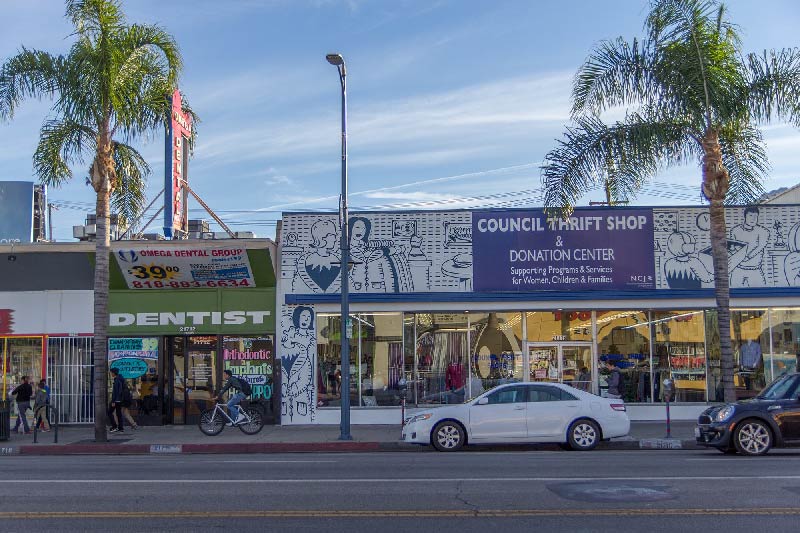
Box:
xmin=630 ymin=275 xmax=653 ymax=283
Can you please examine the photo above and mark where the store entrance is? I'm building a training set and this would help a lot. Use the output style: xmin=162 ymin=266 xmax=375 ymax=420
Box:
xmin=165 ymin=336 xmax=219 ymax=425
xmin=527 ymin=342 xmax=594 ymax=392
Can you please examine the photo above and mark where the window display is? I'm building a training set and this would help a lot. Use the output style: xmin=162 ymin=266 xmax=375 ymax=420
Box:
xmin=596 ymin=311 xmax=650 ymax=402
xmin=471 ymin=312 xmax=523 ymax=393
xmin=769 ymin=308 xmax=800 ymax=381
xmin=416 ymin=313 xmax=469 ymax=405
xmin=359 ymin=313 xmax=403 ymax=407
xmin=653 ymin=311 xmax=706 ymax=402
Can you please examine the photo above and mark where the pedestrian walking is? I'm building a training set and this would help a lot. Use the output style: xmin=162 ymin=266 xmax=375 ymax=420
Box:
xmin=33 ymin=379 xmax=51 ymax=432
xmin=108 ymin=368 xmax=125 ymax=433
xmin=11 ymin=376 xmax=33 ymax=434
xmin=110 ymin=379 xmax=139 ymax=430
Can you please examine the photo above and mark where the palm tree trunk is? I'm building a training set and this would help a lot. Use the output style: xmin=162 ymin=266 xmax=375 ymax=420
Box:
xmin=702 ymin=130 xmax=735 ymax=403
xmin=92 ymin=172 xmax=111 ymax=442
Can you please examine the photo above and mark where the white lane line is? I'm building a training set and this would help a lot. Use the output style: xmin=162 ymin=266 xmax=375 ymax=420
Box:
xmin=4 ymin=475 xmax=800 ymax=483
xmin=218 ymin=460 xmax=338 ymax=464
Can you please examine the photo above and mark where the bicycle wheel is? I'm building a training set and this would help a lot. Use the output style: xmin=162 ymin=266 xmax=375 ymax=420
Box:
xmin=198 ymin=408 xmax=225 ymax=436
xmin=238 ymin=408 xmax=264 ymax=435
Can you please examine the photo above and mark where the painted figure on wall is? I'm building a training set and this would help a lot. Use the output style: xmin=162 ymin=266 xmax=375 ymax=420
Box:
xmin=293 ymin=220 xmax=341 ymax=294
xmin=348 ymin=216 xmax=412 ymax=293
xmin=280 ymin=306 xmax=316 ymax=422
xmin=663 ymin=231 xmax=714 ymax=289
xmin=785 ymin=222 xmax=800 ymax=286
xmin=729 ymin=206 xmax=770 ymax=287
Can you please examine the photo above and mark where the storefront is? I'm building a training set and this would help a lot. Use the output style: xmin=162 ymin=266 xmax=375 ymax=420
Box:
xmin=0 ymin=290 xmax=95 ymax=424
xmin=277 ymin=205 xmax=800 ymax=423
xmin=108 ymin=240 xmax=278 ymax=425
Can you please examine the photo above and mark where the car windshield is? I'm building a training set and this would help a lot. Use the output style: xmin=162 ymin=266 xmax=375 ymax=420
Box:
xmin=757 ymin=374 xmax=800 ymax=400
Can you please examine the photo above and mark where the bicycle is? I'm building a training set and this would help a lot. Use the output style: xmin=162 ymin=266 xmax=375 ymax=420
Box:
xmin=198 ymin=401 xmax=264 ymax=436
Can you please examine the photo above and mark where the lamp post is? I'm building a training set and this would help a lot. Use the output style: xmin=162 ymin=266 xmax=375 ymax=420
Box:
xmin=326 ymin=53 xmax=352 ymax=441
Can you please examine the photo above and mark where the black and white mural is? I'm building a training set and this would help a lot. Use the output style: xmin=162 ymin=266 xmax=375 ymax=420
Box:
xmin=654 ymin=205 xmax=800 ymax=289
xmin=279 ymin=305 xmax=316 ymax=422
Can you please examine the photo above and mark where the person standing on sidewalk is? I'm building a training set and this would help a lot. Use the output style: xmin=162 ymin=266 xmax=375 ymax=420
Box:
xmin=108 ymin=368 xmax=125 ymax=433
xmin=605 ymin=361 xmax=623 ymax=399
xmin=11 ymin=376 xmax=33 ymax=434
xmin=33 ymin=379 xmax=51 ymax=432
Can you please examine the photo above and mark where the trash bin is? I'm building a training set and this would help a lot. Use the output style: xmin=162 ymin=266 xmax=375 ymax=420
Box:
xmin=0 ymin=400 xmax=11 ymax=441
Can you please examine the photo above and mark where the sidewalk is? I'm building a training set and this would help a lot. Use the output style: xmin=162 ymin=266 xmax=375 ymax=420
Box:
xmin=0 ymin=420 xmax=699 ymax=455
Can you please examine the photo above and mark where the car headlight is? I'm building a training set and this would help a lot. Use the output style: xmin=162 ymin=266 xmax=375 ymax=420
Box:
xmin=407 ymin=413 xmax=432 ymax=424
xmin=715 ymin=405 xmax=735 ymax=422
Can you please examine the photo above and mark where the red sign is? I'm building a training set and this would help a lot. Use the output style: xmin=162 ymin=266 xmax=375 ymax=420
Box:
xmin=169 ymin=89 xmax=192 ymax=236
xmin=0 ymin=309 xmax=14 ymax=335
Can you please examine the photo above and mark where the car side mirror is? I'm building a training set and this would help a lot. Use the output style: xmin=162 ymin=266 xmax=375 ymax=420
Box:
xmin=475 ymin=397 xmax=489 ymax=405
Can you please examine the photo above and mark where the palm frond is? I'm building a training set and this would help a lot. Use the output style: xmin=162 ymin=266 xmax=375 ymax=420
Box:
xmin=572 ymin=37 xmax=661 ymax=116
xmin=719 ymin=124 xmax=769 ymax=205
xmin=110 ymin=141 xmax=149 ymax=225
xmin=33 ymin=118 xmax=97 ymax=188
xmin=0 ymin=49 xmax=64 ymax=121
xmin=541 ymin=115 xmax=694 ymax=214
xmin=66 ymin=0 xmax=124 ymax=40
xmin=745 ymin=48 xmax=800 ymax=127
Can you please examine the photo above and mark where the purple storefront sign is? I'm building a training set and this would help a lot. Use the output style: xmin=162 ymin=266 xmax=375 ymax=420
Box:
xmin=472 ymin=209 xmax=656 ymax=292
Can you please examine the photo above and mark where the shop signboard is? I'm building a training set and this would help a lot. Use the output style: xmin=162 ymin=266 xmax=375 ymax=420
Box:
xmin=114 ymin=245 xmax=256 ymax=289
xmin=163 ymin=89 xmax=192 ymax=239
xmin=108 ymin=289 xmax=276 ymax=334
xmin=0 ymin=181 xmax=34 ymax=243
xmin=472 ymin=208 xmax=656 ymax=292
xmin=0 ymin=291 xmax=93 ymax=335
xmin=108 ymin=337 xmax=159 ymax=379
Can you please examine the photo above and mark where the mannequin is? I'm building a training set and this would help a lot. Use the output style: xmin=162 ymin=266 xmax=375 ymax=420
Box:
xmin=740 ymin=339 xmax=762 ymax=369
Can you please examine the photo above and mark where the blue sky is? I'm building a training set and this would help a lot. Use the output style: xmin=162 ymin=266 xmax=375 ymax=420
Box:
xmin=1 ymin=0 xmax=799 ymax=241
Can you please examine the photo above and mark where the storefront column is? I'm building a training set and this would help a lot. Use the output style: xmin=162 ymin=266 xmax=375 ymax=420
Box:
xmin=521 ymin=312 xmax=529 ymax=383
xmin=590 ymin=312 xmax=598 ymax=395
xmin=649 ymin=311 xmax=656 ymax=403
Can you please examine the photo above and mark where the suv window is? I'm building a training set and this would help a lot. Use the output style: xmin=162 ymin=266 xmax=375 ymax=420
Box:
xmin=485 ymin=386 xmax=527 ymax=404
xmin=528 ymin=385 xmax=577 ymax=402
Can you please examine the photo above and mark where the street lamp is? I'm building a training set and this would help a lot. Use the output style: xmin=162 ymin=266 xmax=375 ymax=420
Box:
xmin=326 ymin=52 xmax=352 ymax=441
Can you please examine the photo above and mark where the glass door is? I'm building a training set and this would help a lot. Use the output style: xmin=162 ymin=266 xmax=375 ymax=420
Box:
xmin=528 ymin=345 xmax=559 ymax=382
xmin=185 ymin=336 xmax=218 ymax=425
xmin=170 ymin=337 xmax=186 ymax=425
xmin=561 ymin=344 xmax=593 ymax=392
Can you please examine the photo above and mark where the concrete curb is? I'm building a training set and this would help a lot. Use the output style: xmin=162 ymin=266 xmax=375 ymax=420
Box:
xmin=2 ymin=439 xmax=701 ymax=455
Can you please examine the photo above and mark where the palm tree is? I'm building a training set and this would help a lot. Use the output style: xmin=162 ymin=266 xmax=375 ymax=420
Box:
xmin=0 ymin=0 xmax=192 ymax=440
xmin=541 ymin=0 xmax=800 ymax=402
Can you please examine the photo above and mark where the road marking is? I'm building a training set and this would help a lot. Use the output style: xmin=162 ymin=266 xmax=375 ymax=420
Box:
xmin=5 ymin=475 xmax=800 ymax=483
xmin=218 ymin=460 xmax=338 ymax=464
xmin=0 ymin=508 xmax=799 ymax=519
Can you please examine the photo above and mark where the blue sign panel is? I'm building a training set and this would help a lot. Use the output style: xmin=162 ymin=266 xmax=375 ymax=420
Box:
xmin=110 ymin=358 xmax=149 ymax=379
xmin=0 ymin=181 xmax=34 ymax=243
xmin=472 ymin=209 xmax=656 ymax=292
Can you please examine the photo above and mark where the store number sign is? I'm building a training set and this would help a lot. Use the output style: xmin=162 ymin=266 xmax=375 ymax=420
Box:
xmin=115 ymin=247 xmax=256 ymax=289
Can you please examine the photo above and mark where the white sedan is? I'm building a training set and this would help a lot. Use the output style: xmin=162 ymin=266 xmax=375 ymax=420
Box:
xmin=401 ymin=382 xmax=630 ymax=451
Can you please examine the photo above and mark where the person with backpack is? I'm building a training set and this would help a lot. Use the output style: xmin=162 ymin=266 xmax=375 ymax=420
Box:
xmin=217 ymin=369 xmax=251 ymax=426
xmin=108 ymin=367 xmax=126 ymax=433
xmin=605 ymin=360 xmax=624 ymax=399
xmin=33 ymin=379 xmax=51 ymax=432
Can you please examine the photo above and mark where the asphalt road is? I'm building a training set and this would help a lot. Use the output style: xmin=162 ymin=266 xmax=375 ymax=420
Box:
xmin=2 ymin=449 xmax=800 ymax=532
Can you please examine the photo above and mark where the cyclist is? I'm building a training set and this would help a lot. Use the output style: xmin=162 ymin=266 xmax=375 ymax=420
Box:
xmin=217 ymin=369 xmax=249 ymax=426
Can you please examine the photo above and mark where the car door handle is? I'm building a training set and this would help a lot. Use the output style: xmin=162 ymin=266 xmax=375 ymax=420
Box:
xmin=768 ymin=405 xmax=782 ymax=411
xmin=514 ymin=405 xmax=525 ymax=410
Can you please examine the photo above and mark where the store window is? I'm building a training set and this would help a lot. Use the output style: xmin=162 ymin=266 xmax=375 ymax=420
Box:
xmin=769 ymin=308 xmax=800 ymax=380
xmin=185 ymin=336 xmax=217 ymax=423
xmin=653 ymin=310 xmax=706 ymax=402
xmin=416 ymin=313 xmax=469 ymax=405
xmin=2 ymin=337 xmax=44 ymax=398
xmin=471 ymin=312 xmax=523 ymax=393
xmin=223 ymin=336 xmax=275 ymax=405
xmin=403 ymin=314 xmax=417 ymax=403
xmin=525 ymin=311 xmax=593 ymax=342
xmin=596 ymin=311 xmax=651 ymax=402
xmin=316 ymin=313 xmax=358 ymax=408
xmin=359 ymin=313 xmax=403 ymax=407
xmin=731 ymin=309 xmax=769 ymax=398
xmin=47 ymin=337 xmax=93 ymax=424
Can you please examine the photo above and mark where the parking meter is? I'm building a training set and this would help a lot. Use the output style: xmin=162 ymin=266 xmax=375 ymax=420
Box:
xmin=662 ymin=378 xmax=675 ymax=438
xmin=398 ymin=378 xmax=408 ymax=426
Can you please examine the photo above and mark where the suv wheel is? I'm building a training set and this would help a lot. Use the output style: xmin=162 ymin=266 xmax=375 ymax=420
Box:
xmin=733 ymin=419 xmax=772 ymax=456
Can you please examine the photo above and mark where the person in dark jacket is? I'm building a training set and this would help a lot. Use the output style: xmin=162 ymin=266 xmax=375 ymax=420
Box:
xmin=217 ymin=369 xmax=247 ymax=426
xmin=33 ymin=379 xmax=51 ymax=432
xmin=12 ymin=376 xmax=33 ymax=434
xmin=605 ymin=361 xmax=623 ymax=399
xmin=108 ymin=368 xmax=125 ymax=433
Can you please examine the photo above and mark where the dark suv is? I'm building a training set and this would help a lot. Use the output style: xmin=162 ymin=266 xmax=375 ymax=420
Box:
xmin=696 ymin=373 xmax=800 ymax=456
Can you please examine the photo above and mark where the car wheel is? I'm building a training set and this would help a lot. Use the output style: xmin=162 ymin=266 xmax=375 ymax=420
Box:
xmin=567 ymin=419 xmax=600 ymax=451
xmin=733 ymin=419 xmax=772 ymax=456
xmin=431 ymin=421 xmax=465 ymax=452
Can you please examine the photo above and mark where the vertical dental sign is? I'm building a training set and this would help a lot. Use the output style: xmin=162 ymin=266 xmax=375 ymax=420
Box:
xmin=164 ymin=89 xmax=192 ymax=238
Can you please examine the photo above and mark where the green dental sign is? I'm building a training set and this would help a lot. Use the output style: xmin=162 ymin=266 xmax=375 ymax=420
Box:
xmin=108 ymin=289 xmax=275 ymax=334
